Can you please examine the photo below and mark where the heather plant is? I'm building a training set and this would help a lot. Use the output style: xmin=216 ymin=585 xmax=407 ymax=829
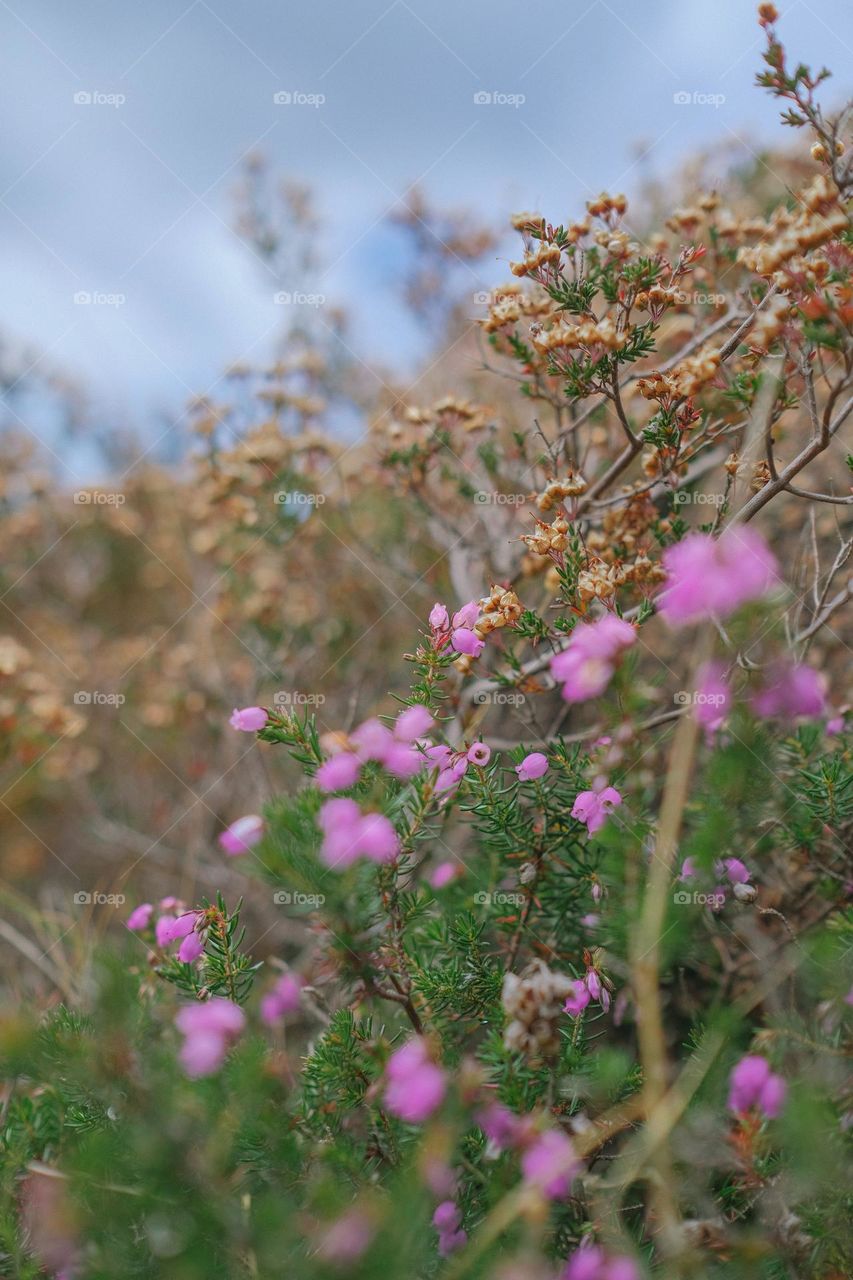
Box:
xmin=1 ymin=9 xmax=852 ymax=1280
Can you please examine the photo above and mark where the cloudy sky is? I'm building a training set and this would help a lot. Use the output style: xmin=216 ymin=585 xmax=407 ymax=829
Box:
xmin=0 ymin=0 xmax=850 ymax=467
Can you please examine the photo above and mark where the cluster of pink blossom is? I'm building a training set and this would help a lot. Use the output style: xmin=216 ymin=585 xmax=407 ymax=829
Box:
xmin=478 ymin=1104 xmax=579 ymax=1201
xmin=564 ymin=965 xmax=611 ymax=1016
xmin=316 ymin=704 xmax=436 ymax=792
xmin=127 ymin=898 xmax=206 ymax=965
xmin=563 ymin=1242 xmax=640 ymax=1280
xmin=660 ymin=528 xmax=779 ymax=626
xmin=429 ymin=600 xmax=484 ymax=657
xmin=679 ymin=855 xmax=754 ymax=909
xmin=571 ymin=782 xmax=622 ymax=834
xmin=219 ymin=814 xmax=264 ymax=856
xmin=728 ymin=1054 xmax=787 ymax=1118
xmin=384 ymin=1037 xmax=446 ymax=1123
xmin=428 ymin=739 xmax=492 ymax=799
xmin=317 ymin=797 xmax=399 ymax=868
xmin=260 ymin=972 xmax=302 ymax=1026
xmin=432 ymin=1201 xmax=467 ymax=1257
xmin=175 ymin=997 xmax=245 ymax=1078
xmin=551 ymin=615 xmax=636 ymax=703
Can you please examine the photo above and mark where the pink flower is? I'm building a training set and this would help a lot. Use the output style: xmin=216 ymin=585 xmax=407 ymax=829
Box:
xmin=317 ymin=1208 xmax=374 ymax=1264
xmin=126 ymin=903 xmax=153 ymax=932
xmin=679 ymin=857 xmax=697 ymax=881
xmin=695 ymin=661 xmax=730 ymax=734
xmin=826 ymin=715 xmax=845 ymax=734
xmin=563 ymin=1243 xmax=640 ymax=1280
xmin=752 ymin=661 xmax=826 ymax=720
xmin=551 ymin=615 xmax=636 ymax=704
xmin=521 ymin=1128 xmax=578 ymax=1199
xmin=385 ymin=1038 xmax=446 ymax=1123
xmin=175 ymin=998 xmax=245 ymax=1078
xmin=585 ymin=968 xmax=602 ymax=1000
xmin=451 ymin=627 xmax=484 ymax=657
xmin=727 ymin=1054 xmax=786 ymax=1118
xmin=516 ymin=751 xmax=549 ymax=781
xmin=395 ymin=704 xmax=435 ymax=741
xmin=318 ymin=798 xmax=399 ymax=868
xmin=452 ymin=601 xmax=480 ymax=629
xmin=218 ymin=814 xmax=264 ymax=856
xmin=476 ymin=1103 xmax=526 ymax=1150
xmin=720 ymin=857 xmax=750 ymax=885
xmin=316 ymin=751 xmax=361 ymax=792
xmin=564 ymin=979 xmax=591 ymax=1017
xmin=660 ymin=528 xmax=778 ymax=626
xmin=155 ymin=914 xmax=177 ymax=948
xmin=260 ymin=972 xmax=302 ymax=1025
xmin=571 ymin=785 xmax=622 ymax=834
xmin=429 ymin=602 xmax=449 ymax=632
xmin=229 ymin=706 xmax=267 ymax=732
xmin=433 ymin=1201 xmax=467 ymax=1254
xmin=157 ymin=911 xmax=200 ymax=946
xmin=178 ymin=930 xmax=205 ymax=964
xmin=467 ymin=742 xmax=491 ymax=767
xmin=430 ymin=861 xmax=458 ymax=889
xmin=350 ymin=718 xmax=395 ymax=762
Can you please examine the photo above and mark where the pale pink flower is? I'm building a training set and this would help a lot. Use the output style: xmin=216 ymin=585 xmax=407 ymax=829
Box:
xmin=728 ymin=1054 xmax=786 ymax=1118
xmin=316 ymin=751 xmax=361 ymax=792
xmin=551 ymin=615 xmax=636 ymax=704
xmin=395 ymin=704 xmax=435 ymax=741
xmin=720 ymin=856 xmax=750 ymax=884
xmin=317 ymin=1208 xmax=374 ymax=1264
xmin=385 ymin=1037 xmax=446 ymax=1123
xmin=178 ymin=930 xmax=205 ymax=965
xmin=429 ymin=602 xmax=449 ymax=631
xmin=571 ymin=786 xmax=622 ymax=834
xmin=260 ymin=972 xmax=302 ymax=1025
xmin=563 ymin=1243 xmax=640 ymax=1280
xmin=678 ymin=857 xmax=697 ymax=881
xmin=433 ymin=1200 xmax=467 ymax=1256
xmin=229 ymin=706 xmax=267 ymax=732
xmin=157 ymin=911 xmax=200 ymax=946
xmin=467 ymin=742 xmax=491 ymax=767
xmin=752 ymin=661 xmax=826 ymax=720
xmin=126 ymin=902 xmax=153 ymax=932
xmin=521 ymin=1128 xmax=578 ymax=1199
xmin=451 ymin=627 xmax=484 ymax=657
xmin=660 ymin=528 xmax=778 ymax=626
xmin=175 ymin=998 xmax=245 ymax=1078
xmin=452 ymin=601 xmax=480 ymax=629
xmin=218 ymin=814 xmax=264 ymax=856
xmin=515 ymin=751 xmax=549 ymax=781
xmin=318 ymin=798 xmax=399 ymax=868
xmin=564 ymin=979 xmax=591 ymax=1017
xmin=350 ymin=718 xmax=394 ymax=762
xmin=430 ymin=861 xmax=458 ymax=889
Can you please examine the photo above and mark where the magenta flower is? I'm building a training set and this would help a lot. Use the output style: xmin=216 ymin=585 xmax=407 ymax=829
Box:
xmin=476 ymin=1103 xmax=526 ymax=1150
xmin=563 ymin=1242 xmax=640 ymax=1280
xmin=451 ymin=627 xmax=484 ymax=658
xmin=521 ymin=1128 xmax=578 ymax=1199
xmin=260 ymin=972 xmax=302 ymax=1025
xmin=318 ymin=797 xmax=399 ymax=868
xmin=660 ymin=528 xmax=778 ymax=626
xmin=571 ymin=785 xmax=622 ymax=834
xmin=516 ymin=751 xmax=549 ymax=781
xmin=384 ymin=1037 xmax=446 ymax=1123
xmin=316 ymin=751 xmax=361 ymax=792
xmin=752 ymin=661 xmax=826 ymax=720
xmin=433 ymin=1202 xmax=467 ymax=1256
xmin=126 ymin=903 xmax=153 ymax=932
xmin=218 ymin=814 xmax=264 ymax=856
xmin=551 ymin=615 xmax=636 ymax=703
xmin=395 ymin=704 xmax=435 ymax=741
xmin=157 ymin=911 xmax=200 ymax=947
xmin=350 ymin=718 xmax=395 ymax=762
xmin=564 ymin=979 xmax=591 ymax=1017
xmin=178 ymin=929 xmax=204 ymax=965
xmin=727 ymin=1054 xmax=787 ymax=1118
xmin=720 ymin=856 xmax=750 ymax=884
xmin=175 ymin=998 xmax=245 ymax=1078
xmin=467 ymin=741 xmax=491 ymax=767
xmin=229 ymin=706 xmax=267 ymax=732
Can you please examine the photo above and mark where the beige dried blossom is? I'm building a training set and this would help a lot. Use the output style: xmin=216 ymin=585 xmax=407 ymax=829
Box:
xmin=502 ymin=961 xmax=575 ymax=1060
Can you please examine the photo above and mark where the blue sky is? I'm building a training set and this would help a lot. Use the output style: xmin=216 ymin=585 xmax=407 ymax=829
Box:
xmin=0 ymin=0 xmax=850 ymax=466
